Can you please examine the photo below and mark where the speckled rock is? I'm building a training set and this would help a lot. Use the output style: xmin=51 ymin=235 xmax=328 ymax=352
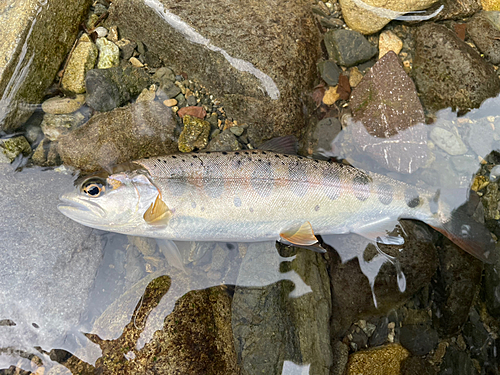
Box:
xmin=0 ymin=136 xmax=31 ymax=162
xmin=135 ymin=85 xmax=157 ymax=103
xmin=379 ymin=30 xmax=403 ymax=59
xmin=413 ymin=23 xmax=500 ymax=114
xmin=58 ymin=100 xmax=178 ymax=172
xmin=207 ymin=130 xmax=242 ymax=151
xmin=41 ymin=95 xmax=86 ymax=114
xmin=41 ymin=112 xmax=86 ymax=141
xmin=482 ymin=0 xmax=500 ymax=11
xmin=429 ymin=127 xmax=467 ymax=155
xmin=339 ymin=0 xmax=439 ymax=35
xmin=467 ymin=12 xmax=500 ymax=65
xmin=300 ymin=116 xmax=342 ymax=160
xmin=324 ymin=29 xmax=377 ymax=67
xmin=106 ymin=0 xmax=321 ymax=145
xmin=0 ymin=0 xmax=92 ymax=131
xmin=347 ymin=344 xmax=409 ymax=375
xmin=61 ymin=34 xmax=99 ymax=93
xmin=85 ymin=66 xmax=152 ymax=112
xmin=178 ymin=115 xmax=210 ymax=152
xmin=96 ymin=37 xmax=120 ymax=69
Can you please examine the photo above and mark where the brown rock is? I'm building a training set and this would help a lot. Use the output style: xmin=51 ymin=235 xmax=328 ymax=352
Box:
xmin=347 ymin=344 xmax=409 ymax=375
xmin=177 ymin=105 xmax=207 ymax=119
xmin=0 ymin=0 xmax=92 ymax=131
xmin=106 ymin=0 xmax=321 ymax=144
xmin=58 ymin=101 xmax=178 ymax=172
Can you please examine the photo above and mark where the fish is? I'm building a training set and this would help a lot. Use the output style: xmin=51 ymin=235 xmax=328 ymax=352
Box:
xmin=58 ymin=137 xmax=497 ymax=264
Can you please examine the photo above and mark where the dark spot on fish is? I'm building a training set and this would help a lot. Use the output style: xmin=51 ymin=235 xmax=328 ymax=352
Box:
xmin=322 ymin=167 xmax=341 ymax=200
xmin=353 ymin=174 xmax=370 ymax=201
xmin=222 ymin=151 xmax=227 ymax=155
xmin=244 ymin=152 xmax=248 ymax=155
xmin=258 ymin=158 xmax=262 ymax=162
xmin=284 ymin=155 xmax=289 ymax=157
xmin=191 ymin=201 xmax=196 ymax=209
xmin=262 ymin=151 xmax=267 ymax=155
xmin=182 ymin=159 xmax=185 ymax=162
xmin=172 ymin=155 xmax=177 ymax=159
xmin=235 ymin=152 xmax=240 ymax=155
xmin=201 ymin=206 xmax=205 ymax=211
xmin=252 ymin=151 xmax=257 ymax=154
xmin=32 ymin=323 xmax=39 ymax=329
xmin=157 ymin=159 xmax=161 ymax=162
xmin=249 ymin=207 xmax=254 ymax=213
xmin=234 ymin=196 xmax=242 ymax=207
xmin=275 ymin=154 xmax=280 ymax=158
xmin=288 ymin=161 xmax=308 ymax=197
xmin=251 ymin=161 xmax=273 ymax=197
xmin=314 ymin=159 xmax=320 ymax=163
xmin=315 ymin=205 xmax=320 ymax=211
xmin=206 ymin=151 xmax=211 ymax=154
xmin=192 ymin=155 xmax=198 ymax=158
xmin=377 ymin=183 xmax=393 ymax=205
xmin=163 ymin=160 xmax=167 ymax=163
xmin=203 ymin=165 xmax=224 ymax=198
xmin=405 ymin=188 xmax=420 ymax=208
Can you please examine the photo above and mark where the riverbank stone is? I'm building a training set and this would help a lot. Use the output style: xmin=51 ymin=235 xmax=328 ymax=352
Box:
xmin=413 ymin=23 xmax=500 ymax=114
xmin=41 ymin=95 xmax=86 ymax=114
xmin=0 ymin=0 xmax=92 ymax=131
xmin=58 ymin=100 xmax=178 ymax=172
xmin=106 ymin=0 xmax=321 ymax=144
xmin=61 ymin=34 xmax=98 ymax=94
xmin=324 ymin=29 xmax=377 ymax=67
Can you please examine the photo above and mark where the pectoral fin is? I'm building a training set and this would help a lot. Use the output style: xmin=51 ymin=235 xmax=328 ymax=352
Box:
xmin=280 ymin=222 xmax=319 ymax=247
xmin=144 ymin=195 xmax=172 ymax=225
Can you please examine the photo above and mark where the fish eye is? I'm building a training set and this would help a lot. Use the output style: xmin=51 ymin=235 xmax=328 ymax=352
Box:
xmin=82 ymin=180 xmax=105 ymax=197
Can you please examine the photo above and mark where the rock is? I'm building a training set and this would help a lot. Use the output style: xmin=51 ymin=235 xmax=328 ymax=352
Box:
xmin=331 ymin=341 xmax=349 ymax=375
xmin=413 ymin=23 xmax=500 ymax=114
xmin=400 ymin=356 xmax=437 ymax=375
xmin=32 ymin=139 xmax=61 ymax=167
xmin=462 ymin=308 xmax=490 ymax=363
xmin=186 ymin=94 xmax=197 ymax=106
xmin=116 ymin=39 xmax=137 ymax=60
xmin=399 ymin=324 xmax=439 ymax=356
xmin=430 ymin=127 xmax=467 ymax=155
xmin=153 ymin=67 xmax=176 ymax=87
xmin=178 ymin=114 xmax=210 ymax=152
xmin=163 ymin=98 xmax=177 ymax=107
xmin=482 ymin=254 xmax=500 ymax=317
xmin=379 ymin=30 xmax=403 ymax=59
xmin=85 ymin=66 xmax=152 ymax=112
xmin=159 ymin=82 xmax=182 ymax=99
xmin=318 ymin=60 xmax=342 ymax=86
xmin=177 ymin=105 xmax=207 ymax=119
xmin=324 ymin=29 xmax=377 ymax=67
xmin=96 ymin=37 xmax=120 ymax=69
xmin=41 ymin=112 xmax=86 ymax=141
xmin=207 ymin=130 xmax=242 ymax=151
xmin=0 ymin=136 xmax=31 ymax=162
xmin=300 ymin=116 xmax=342 ymax=160
xmin=135 ymin=85 xmax=156 ymax=102
xmin=129 ymin=56 xmax=144 ymax=67
xmin=106 ymin=0 xmax=322 ymax=144
xmin=431 ymin=238 xmax=483 ymax=336
xmin=349 ymin=67 xmax=364 ymax=88
xmin=58 ymin=100 xmax=178 ymax=172
xmin=0 ymin=164 xmax=103 ymax=364
xmin=339 ymin=0 xmax=439 ymax=35
xmin=467 ymin=12 xmax=500 ymax=65
xmin=0 ymin=0 xmax=92 ymax=131
xmin=323 ymin=86 xmax=340 ymax=105
xmin=482 ymin=0 xmax=500 ymax=11
xmin=61 ymin=34 xmax=99 ymax=94
xmin=439 ymin=345 xmax=479 ymax=375
xmin=229 ymin=126 xmax=244 ymax=136
xmin=347 ymin=344 xmax=410 ymax=375
xmin=328 ymin=220 xmax=438 ymax=337
xmin=108 ymin=26 xmax=119 ymax=42
xmin=419 ymin=0 xmax=482 ymax=20
xmin=41 ymin=95 xmax=86 ymax=114
xmin=144 ymin=50 xmax=162 ymax=68
xmin=94 ymin=26 xmax=108 ymax=38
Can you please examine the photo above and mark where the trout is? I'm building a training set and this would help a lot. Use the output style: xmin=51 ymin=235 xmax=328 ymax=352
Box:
xmin=58 ymin=138 xmax=496 ymax=263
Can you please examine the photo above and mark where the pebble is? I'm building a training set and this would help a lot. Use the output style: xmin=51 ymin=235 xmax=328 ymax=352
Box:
xmin=323 ymin=86 xmax=340 ymax=105
xmin=96 ymin=37 xmax=120 ymax=69
xmin=378 ymin=30 xmax=403 ymax=59
xmin=94 ymin=26 xmax=108 ymax=38
xmin=163 ymin=98 xmax=178 ymax=107
xmin=129 ymin=57 xmax=144 ymax=68
xmin=348 ymin=67 xmax=363 ymax=88
xmin=153 ymin=67 xmax=176 ymax=87
xmin=347 ymin=344 xmax=409 ymax=375
xmin=107 ymin=26 xmax=119 ymax=42
xmin=178 ymin=115 xmax=211 ymax=152
xmin=490 ymin=165 xmax=500 ymax=181
xmin=41 ymin=94 xmax=86 ymax=114
xmin=323 ymin=29 xmax=377 ymax=67
xmin=0 ymin=136 xmax=31 ymax=162
xmin=136 ymin=86 xmax=157 ymax=103
xmin=229 ymin=126 xmax=244 ymax=136
xmin=207 ymin=130 xmax=242 ymax=151
xmin=61 ymin=34 xmax=98 ymax=93
xmin=482 ymin=0 xmax=500 ymax=11
xmin=116 ymin=39 xmax=136 ymax=61
xmin=186 ymin=95 xmax=198 ymax=106
xmin=41 ymin=113 xmax=86 ymax=141
xmin=317 ymin=60 xmax=341 ymax=86
xmin=429 ymin=127 xmax=467 ymax=155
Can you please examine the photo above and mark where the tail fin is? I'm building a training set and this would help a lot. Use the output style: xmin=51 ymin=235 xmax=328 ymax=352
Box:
xmin=429 ymin=204 xmax=497 ymax=264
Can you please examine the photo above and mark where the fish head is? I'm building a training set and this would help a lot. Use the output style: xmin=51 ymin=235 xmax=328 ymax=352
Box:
xmin=58 ymin=170 xmax=159 ymax=232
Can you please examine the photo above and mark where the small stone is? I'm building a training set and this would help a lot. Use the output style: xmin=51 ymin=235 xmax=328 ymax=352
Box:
xmin=229 ymin=126 xmax=244 ymax=136
xmin=96 ymin=37 xmax=120 ymax=69
xmin=136 ymin=40 xmax=147 ymax=55
xmin=163 ymin=99 xmax=178 ymax=107
xmin=324 ymin=29 xmax=377 ymax=67
xmin=349 ymin=67 xmax=364 ymax=87
xmin=177 ymin=106 xmax=207 ymax=119
xmin=429 ymin=127 xmax=467 ymax=155
xmin=482 ymin=0 xmax=500 ymax=11
xmin=144 ymin=51 xmax=162 ymax=68
xmin=41 ymin=95 xmax=86 ymax=114
xmin=25 ymin=125 xmax=43 ymax=144
xmin=107 ymin=26 xmax=119 ymax=42
xmin=399 ymin=324 xmax=439 ymax=356
xmin=347 ymin=344 xmax=409 ymax=375
xmin=378 ymin=30 xmax=403 ymax=59
xmin=61 ymin=34 xmax=98 ymax=94
xmin=207 ymin=130 xmax=242 ymax=151
xmin=323 ymin=86 xmax=340 ymax=105
xmin=490 ymin=165 xmax=500 ymax=181
xmin=136 ymin=86 xmax=156 ymax=103
xmin=160 ymin=82 xmax=182 ymax=99
xmin=153 ymin=67 xmax=176 ymax=87
xmin=129 ymin=57 xmax=144 ymax=68
xmin=94 ymin=26 xmax=108 ymax=38
xmin=41 ymin=113 xmax=86 ymax=141
xmin=32 ymin=139 xmax=60 ymax=167
xmin=178 ymin=115 xmax=210 ymax=152
xmin=116 ymin=39 xmax=137 ymax=61
xmin=317 ymin=60 xmax=342 ymax=86
xmin=186 ymin=95 xmax=198 ymax=106
xmin=0 ymin=136 xmax=31 ymax=162
xmin=320 ymin=17 xmax=345 ymax=29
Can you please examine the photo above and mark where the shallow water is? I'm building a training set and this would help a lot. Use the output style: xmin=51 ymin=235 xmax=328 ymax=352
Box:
xmin=2 ymin=1 xmax=500 ymax=374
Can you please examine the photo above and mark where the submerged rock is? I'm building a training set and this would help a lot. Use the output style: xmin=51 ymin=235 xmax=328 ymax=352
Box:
xmin=58 ymin=100 xmax=178 ymax=172
xmin=0 ymin=136 xmax=31 ymax=162
xmin=41 ymin=112 xmax=86 ymax=141
xmin=106 ymin=0 xmax=321 ymax=144
xmin=0 ymin=0 xmax=92 ymax=131
xmin=178 ymin=115 xmax=210 ymax=152
xmin=467 ymin=12 xmax=500 ymax=65
xmin=207 ymin=129 xmax=242 ymax=151
xmin=41 ymin=94 xmax=86 ymax=115
xmin=413 ymin=23 xmax=500 ymax=114
xmin=323 ymin=29 xmax=377 ymax=67
xmin=96 ymin=37 xmax=120 ymax=69
xmin=61 ymin=34 xmax=99 ymax=94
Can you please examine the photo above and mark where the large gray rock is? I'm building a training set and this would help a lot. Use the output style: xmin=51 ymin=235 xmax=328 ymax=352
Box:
xmin=0 ymin=164 xmax=104 ymax=369
xmin=106 ymin=0 xmax=321 ymax=144
xmin=0 ymin=0 xmax=92 ymax=132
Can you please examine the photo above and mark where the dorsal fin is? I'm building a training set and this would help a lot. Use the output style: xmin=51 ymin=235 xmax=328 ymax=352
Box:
xmin=259 ymin=135 xmax=298 ymax=155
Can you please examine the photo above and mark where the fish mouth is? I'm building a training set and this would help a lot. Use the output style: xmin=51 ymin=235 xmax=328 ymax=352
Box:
xmin=58 ymin=194 xmax=106 ymax=219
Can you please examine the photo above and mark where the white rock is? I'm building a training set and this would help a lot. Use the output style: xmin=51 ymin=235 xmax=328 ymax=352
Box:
xmin=429 ymin=127 xmax=467 ymax=155
xmin=94 ymin=26 xmax=108 ymax=38
xmin=96 ymin=37 xmax=120 ymax=69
